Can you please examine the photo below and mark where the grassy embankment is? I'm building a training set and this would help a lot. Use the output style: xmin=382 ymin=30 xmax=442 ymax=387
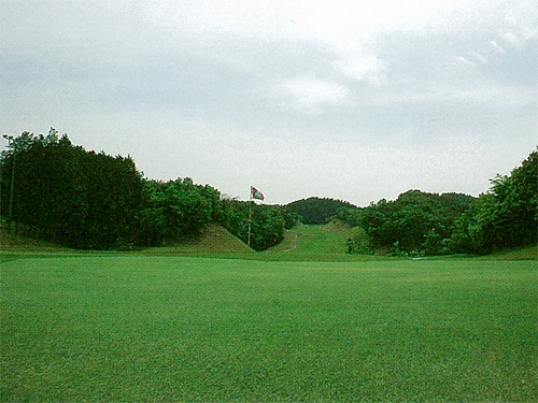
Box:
xmin=2 ymin=219 xmax=536 ymax=261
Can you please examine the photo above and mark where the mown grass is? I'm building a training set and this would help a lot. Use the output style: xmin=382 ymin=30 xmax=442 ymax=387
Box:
xmin=259 ymin=223 xmax=357 ymax=261
xmin=1 ymin=256 xmax=536 ymax=401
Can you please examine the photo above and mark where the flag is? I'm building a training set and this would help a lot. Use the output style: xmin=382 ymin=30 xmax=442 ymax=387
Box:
xmin=251 ymin=186 xmax=265 ymax=201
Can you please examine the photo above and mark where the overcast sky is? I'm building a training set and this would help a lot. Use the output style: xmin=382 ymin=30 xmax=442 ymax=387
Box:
xmin=1 ymin=0 xmax=536 ymax=206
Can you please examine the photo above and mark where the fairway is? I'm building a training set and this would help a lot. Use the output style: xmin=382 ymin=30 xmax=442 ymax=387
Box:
xmin=1 ymin=256 xmax=537 ymax=402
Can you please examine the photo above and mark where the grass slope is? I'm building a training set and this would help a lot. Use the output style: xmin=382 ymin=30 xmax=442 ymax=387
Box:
xmin=0 ymin=223 xmax=252 ymax=257
xmin=144 ymin=223 xmax=253 ymax=254
xmin=0 ymin=226 xmax=70 ymax=253
xmin=3 ymin=219 xmax=535 ymax=262
xmin=2 ymin=256 xmax=536 ymax=402
xmin=265 ymin=221 xmax=354 ymax=260
xmin=482 ymin=244 xmax=538 ymax=260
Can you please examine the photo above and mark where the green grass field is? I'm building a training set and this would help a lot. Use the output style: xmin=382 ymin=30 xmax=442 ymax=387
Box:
xmin=1 ymin=255 xmax=536 ymax=402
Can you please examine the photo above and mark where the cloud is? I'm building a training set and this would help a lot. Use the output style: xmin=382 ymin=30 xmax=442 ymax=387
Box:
xmin=454 ymin=56 xmax=478 ymax=69
xmin=334 ymin=55 xmax=387 ymax=85
xmin=271 ymin=76 xmax=351 ymax=113
xmin=469 ymin=51 xmax=488 ymax=64
xmin=489 ymin=41 xmax=506 ymax=54
xmin=1 ymin=0 xmax=536 ymax=205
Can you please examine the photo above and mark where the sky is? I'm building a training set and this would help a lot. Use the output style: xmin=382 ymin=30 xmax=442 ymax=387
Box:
xmin=1 ymin=0 xmax=536 ymax=206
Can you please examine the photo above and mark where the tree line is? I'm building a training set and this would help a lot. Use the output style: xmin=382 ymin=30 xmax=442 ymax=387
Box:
xmin=0 ymin=130 xmax=296 ymax=250
xmin=1 ymin=129 xmax=536 ymax=255
xmin=337 ymin=149 xmax=537 ymax=256
xmin=286 ymin=197 xmax=356 ymax=225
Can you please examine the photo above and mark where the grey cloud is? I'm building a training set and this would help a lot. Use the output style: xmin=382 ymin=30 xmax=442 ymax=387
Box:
xmin=1 ymin=0 xmax=536 ymax=205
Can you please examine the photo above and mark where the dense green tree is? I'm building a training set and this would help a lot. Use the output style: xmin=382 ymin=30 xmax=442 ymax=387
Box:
xmin=345 ymin=226 xmax=370 ymax=254
xmin=3 ymin=129 xmax=533 ymax=255
xmin=137 ymin=178 xmax=224 ymax=246
xmin=1 ymin=130 xmax=143 ymax=249
xmin=335 ymin=206 xmax=364 ymax=228
xmin=286 ymin=197 xmax=357 ymax=224
xmin=1 ymin=130 xmax=287 ymax=251
xmin=79 ymin=151 xmax=142 ymax=249
xmin=490 ymin=149 xmax=537 ymax=248
xmin=359 ymin=191 xmax=473 ymax=255
xmin=280 ymin=207 xmax=301 ymax=229
xmin=450 ymin=193 xmax=497 ymax=254
xmin=451 ymin=149 xmax=537 ymax=254
xmin=221 ymin=200 xmax=287 ymax=251
xmin=249 ymin=205 xmax=286 ymax=250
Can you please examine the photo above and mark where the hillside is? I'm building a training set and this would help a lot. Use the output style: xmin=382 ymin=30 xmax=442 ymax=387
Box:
xmin=144 ymin=223 xmax=253 ymax=254
xmin=0 ymin=226 xmax=70 ymax=252
xmin=265 ymin=220 xmax=354 ymax=259
xmin=0 ymin=223 xmax=252 ymax=255
xmin=265 ymin=222 xmax=538 ymax=261
xmin=481 ymin=245 xmax=537 ymax=260
xmin=2 ymin=219 xmax=535 ymax=261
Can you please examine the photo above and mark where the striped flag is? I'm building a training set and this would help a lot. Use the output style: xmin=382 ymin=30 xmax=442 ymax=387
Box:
xmin=251 ymin=186 xmax=265 ymax=201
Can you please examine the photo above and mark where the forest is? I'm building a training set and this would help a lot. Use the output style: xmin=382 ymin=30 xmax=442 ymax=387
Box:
xmin=1 ymin=129 xmax=536 ymax=255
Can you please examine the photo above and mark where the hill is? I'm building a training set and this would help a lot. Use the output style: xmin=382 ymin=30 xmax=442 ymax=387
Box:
xmin=0 ymin=226 xmax=70 ymax=252
xmin=265 ymin=221 xmax=538 ymax=261
xmin=265 ymin=220 xmax=354 ymax=259
xmin=2 ymin=219 xmax=535 ymax=261
xmin=0 ymin=223 xmax=252 ymax=255
xmin=481 ymin=245 xmax=537 ymax=260
xmin=144 ymin=223 xmax=253 ymax=254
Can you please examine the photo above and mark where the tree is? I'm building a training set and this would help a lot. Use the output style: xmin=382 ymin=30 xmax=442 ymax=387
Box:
xmin=1 ymin=130 xmax=144 ymax=249
xmin=136 ymin=178 xmax=229 ymax=246
xmin=490 ymin=149 xmax=537 ymax=248
xmin=359 ymin=190 xmax=473 ymax=255
xmin=345 ymin=226 xmax=370 ymax=254
xmin=453 ymin=149 xmax=538 ymax=254
xmin=450 ymin=193 xmax=497 ymax=254
xmin=221 ymin=201 xmax=287 ymax=251
xmin=78 ymin=151 xmax=143 ymax=249
xmin=286 ymin=197 xmax=357 ymax=224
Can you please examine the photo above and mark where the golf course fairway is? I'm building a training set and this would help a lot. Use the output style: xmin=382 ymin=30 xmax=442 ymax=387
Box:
xmin=1 ymin=255 xmax=536 ymax=401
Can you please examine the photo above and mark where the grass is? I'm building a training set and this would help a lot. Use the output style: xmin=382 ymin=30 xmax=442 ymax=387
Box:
xmin=1 ymin=256 xmax=536 ymax=401
xmin=260 ymin=222 xmax=357 ymax=261
xmin=482 ymin=244 xmax=538 ymax=260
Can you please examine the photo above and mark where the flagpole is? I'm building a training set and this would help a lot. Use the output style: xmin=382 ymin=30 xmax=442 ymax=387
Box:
xmin=247 ymin=187 xmax=253 ymax=247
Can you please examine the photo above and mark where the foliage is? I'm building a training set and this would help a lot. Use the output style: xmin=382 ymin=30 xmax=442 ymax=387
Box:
xmin=0 ymin=129 xmax=289 ymax=251
xmin=357 ymin=190 xmax=474 ymax=255
xmin=452 ymin=149 xmax=538 ymax=254
xmin=137 ymin=178 xmax=222 ymax=246
xmin=221 ymin=200 xmax=287 ymax=251
xmin=335 ymin=206 xmax=364 ymax=227
xmin=1 ymin=129 xmax=142 ymax=249
xmin=345 ymin=226 xmax=370 ymax=254
xmin=1 ymin=130 xmax=535 ymax=255
xmin=349 ymin=148 xmax=537 ymax=256
xmin=286 ymin=197 xmax=357 ymax=224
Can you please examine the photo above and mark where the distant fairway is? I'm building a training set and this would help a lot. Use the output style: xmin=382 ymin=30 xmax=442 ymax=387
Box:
xmin=265 ymin=222 xmax=354 ymax=259
xmin=1 ymin=256 xmax=536 ymax=402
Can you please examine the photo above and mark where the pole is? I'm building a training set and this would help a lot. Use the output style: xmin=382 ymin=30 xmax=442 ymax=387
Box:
xmin=247 ymin=190 xmax=253 ymax=247
xmin=7 ymin=139 xmax=16 ymax=233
